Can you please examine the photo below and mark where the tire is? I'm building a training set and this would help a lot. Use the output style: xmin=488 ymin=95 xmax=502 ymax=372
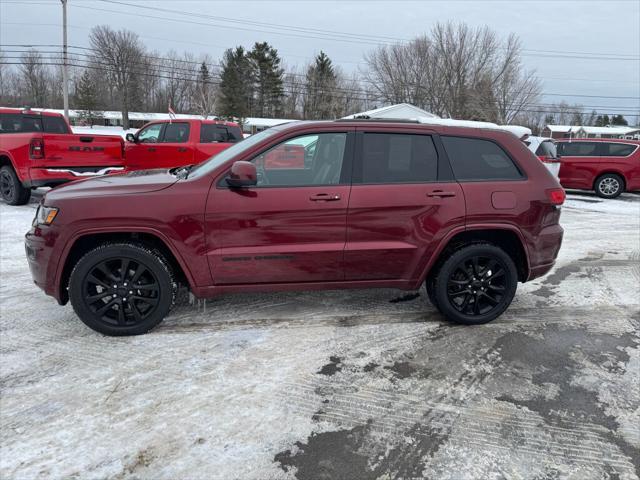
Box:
xmin=0 ymin=165 xmax=31 ymax=205
xmin=433 ymin=243 xmax=517 ymax=325
xmin=68 ymin=242 xmax=176 ymax=336
xmin=594 ymin=173 xmax=624 ymax=199
xmin=425 ymin=274 xmax=439 ymax=310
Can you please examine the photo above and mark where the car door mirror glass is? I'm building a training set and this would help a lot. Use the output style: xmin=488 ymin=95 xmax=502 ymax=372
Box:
xmin=226 ymin=161 xmax=257 ymax=188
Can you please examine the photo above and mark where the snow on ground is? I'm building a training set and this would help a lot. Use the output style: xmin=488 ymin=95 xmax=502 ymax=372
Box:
xmin=71 ymin=125 xmax=138 ymax=138
xmin=0 ymin=191 xmax=639 ymax=479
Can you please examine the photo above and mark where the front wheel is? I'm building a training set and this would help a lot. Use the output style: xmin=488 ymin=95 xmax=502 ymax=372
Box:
xmin=595 ymin=173 xmax=624 ymax=199
xmin=68 ymin=243 xmax=176 ymax=336
xmin=0 ymin=165 xmax=31 ymax=205
xmin=433 ymin=244 xmax=518 ymax=325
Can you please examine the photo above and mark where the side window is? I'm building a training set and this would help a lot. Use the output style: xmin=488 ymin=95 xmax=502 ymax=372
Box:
xmin=137 ymin=124 xmax=163 ymax=143
xmin=162 ymin=123 xmax=189 ymax=143
xmin=42 ymin=116 xmax=69 ymax=134
xmin=251 ymin=132 xmax=346 ymax=187
xmin=441 ymin=136 xmax=523 ymax=181
xmin=227 ymin=126 xmax=243 ymax=142
xmin=358 ymin=133 xmax=438 ymax=184
xmin=200 ymin=125 xmax=228 ymax=143
xmin=535 ymin=141 xmax=557 ymax=158
xmin=557 ymin=142 xmax=599 ymax=156
xmin=604 ymin=143 xmax=637 ymax=157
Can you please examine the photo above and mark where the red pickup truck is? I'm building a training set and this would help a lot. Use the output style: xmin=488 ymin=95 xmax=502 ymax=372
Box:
xmin=125 ymin=119 xmax=243 ymax=169
xmin=0 ymin=108 xmax=125 ymax=205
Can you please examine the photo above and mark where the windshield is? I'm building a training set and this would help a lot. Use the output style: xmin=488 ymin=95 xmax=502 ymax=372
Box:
xmin=188 ymin=127 xmax=281 ymax=178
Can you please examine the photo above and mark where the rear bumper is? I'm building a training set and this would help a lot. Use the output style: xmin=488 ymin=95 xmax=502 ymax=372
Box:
xmin=26 ymin=166 xmax=125 ymax=188
xmin=527 ymin=223 xmax=564 ymax=281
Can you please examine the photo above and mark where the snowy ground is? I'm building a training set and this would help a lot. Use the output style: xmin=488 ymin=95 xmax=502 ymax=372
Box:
xmin=1 ymin=190 xmax=639 ymax=479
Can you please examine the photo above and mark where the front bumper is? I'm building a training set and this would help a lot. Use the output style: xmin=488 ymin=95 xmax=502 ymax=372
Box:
xmin=25 ymin=226 xmax=64 ymax=304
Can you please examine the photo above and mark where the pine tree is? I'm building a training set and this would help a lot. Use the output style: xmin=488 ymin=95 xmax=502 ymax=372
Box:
xmin=248 ymin=42 xmax=284 ymax=118
xmin=75 ymin=69 xmax=103 ymax=127
xmin=304 ymin=51 xmax=338 ymax=120
xmin=195 ymin=62 xmax=216 ymax=118
xmin=611 ymin=114 xmax=628 ymax=126
xmin=218 ymin=47 xmax=252 ymax=119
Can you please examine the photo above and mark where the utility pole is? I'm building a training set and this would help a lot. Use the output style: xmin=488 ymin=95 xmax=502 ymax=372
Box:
xmin=61 ymin=0 xmax=69 ymax=121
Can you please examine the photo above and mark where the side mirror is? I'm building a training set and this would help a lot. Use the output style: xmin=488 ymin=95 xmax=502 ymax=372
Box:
xmin=125 ymin=133 xmax=137 ymax=143
xmin=226 ymin=161 xmax=257 ymax=188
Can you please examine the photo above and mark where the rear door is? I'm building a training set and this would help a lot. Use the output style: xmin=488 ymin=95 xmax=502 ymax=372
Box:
xmin=344 ymin=127 xmax=465 ymax=281
xmin=557 ymin=141 xmax=602 ymax=189
xmin=195 ymin=124 xmax=241 ymax=164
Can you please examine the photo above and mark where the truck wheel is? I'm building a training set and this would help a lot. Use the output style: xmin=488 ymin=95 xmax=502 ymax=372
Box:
xmin=68 ymin=243 xmax=176 ymax=336
xmin=595 ymin=173 xmax=624 ymax=199
xmin=0 ymin=165 xmax=31 ymax=205
xmin=433 ymin=244 xmax=517 ymax=325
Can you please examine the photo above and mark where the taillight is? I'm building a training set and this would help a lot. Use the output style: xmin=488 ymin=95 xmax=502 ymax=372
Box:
xmin=547 ymin=188 xmax=566 ymax=205
xmin=29 ymin=138 xmax=44 ymax=159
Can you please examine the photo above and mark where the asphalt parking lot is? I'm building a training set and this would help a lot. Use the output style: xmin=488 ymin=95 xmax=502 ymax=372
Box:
xmin=1 ymin=190 xmax=639 ymax=479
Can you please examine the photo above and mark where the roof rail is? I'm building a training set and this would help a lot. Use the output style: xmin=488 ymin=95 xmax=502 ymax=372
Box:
xmin=336 ymin=116 xmax=421 ymax=123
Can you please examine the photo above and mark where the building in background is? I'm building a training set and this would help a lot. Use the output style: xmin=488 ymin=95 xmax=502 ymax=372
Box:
xmin=542 ymin=124 xmax=640 ymax=140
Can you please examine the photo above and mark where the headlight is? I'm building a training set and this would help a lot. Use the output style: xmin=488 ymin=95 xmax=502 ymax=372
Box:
xmin=33 ymin=206 xmax=59 ymax=226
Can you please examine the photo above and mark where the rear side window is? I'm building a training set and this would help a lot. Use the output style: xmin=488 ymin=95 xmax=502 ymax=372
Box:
xmin=604 ymin=143 xmax=637 ymax=157
xmin=0 ymin=113 xmax=42 ymax=133
xmin=161 ymin=123 xmax=190 ymax=143
xmin=42 ymin=115 xmax=69 ymax=133
xmin=200 ymin=124 xmax=242 ymax=143
xmin=535 ymin=141 xmax=558 ymax=158
xmin=357 ymin=133 xmax=438 ymax=184
xmin=557 ymin=142 xmax=599 ymax=156
xmin=441 ymin=136 xmax=523 ymax=181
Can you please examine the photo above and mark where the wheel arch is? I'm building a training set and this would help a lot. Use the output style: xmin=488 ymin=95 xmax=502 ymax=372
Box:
xmin=57 ymin=229 xmax=194 ymax=304
xmin=421 ymin=226 xmax=530 ymax=285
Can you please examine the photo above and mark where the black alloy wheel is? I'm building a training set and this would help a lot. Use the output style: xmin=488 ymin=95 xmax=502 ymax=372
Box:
xmin=69 ymin=243 xmax=175 ymax=335
xmin=0 ymin=165 xmax=31 ymax=205
xmin=434 ymin=244 xmax=518 ymax=325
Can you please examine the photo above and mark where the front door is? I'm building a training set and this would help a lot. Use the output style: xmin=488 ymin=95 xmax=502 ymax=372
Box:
xmin=345 ymin=129 xmax=465 ymax=281
xmin=151 ymin=122 xmax=194 ymax=168
xmin=206 ymin=130 xmax=354 ymax=285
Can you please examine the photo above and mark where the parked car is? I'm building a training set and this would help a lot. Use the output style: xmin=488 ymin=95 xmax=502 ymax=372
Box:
xmin=125 ymin=119 xmax=243 ymax=170
xmin=26 ymin=119 xmax=565 ymax=336
xmin=525 ymin=136 xmax=561 ymax=178
xmin=0 ymin=108 xmax=125 ymax=205
xmin=556 ymin=138 xmax=640 ymax=198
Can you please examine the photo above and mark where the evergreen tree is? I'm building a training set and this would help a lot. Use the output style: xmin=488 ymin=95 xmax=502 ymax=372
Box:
xmin=304 ymin=51 xmax=338 ymax=120
xmin=248 ymin=42 xmax=284 ymax=118
xmin=195 ymin=62 xmax=216 ymax=118
xmin=611 ymin=114 xmax=628 ymax=126
xmin=75 ymin=69 xmax=103 ymax=127
xmin=218 ymin=47 xmax=252 ymax=119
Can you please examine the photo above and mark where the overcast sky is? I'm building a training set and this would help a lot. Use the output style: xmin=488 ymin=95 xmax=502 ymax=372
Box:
xmin=2 ymin=0 xmax=639 ymax=120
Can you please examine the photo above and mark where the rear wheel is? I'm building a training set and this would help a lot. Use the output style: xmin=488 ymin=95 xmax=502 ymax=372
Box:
xmin=595 ymin=173 xmax=624 ymax=199
xmin=0 ymin=165 xmax=31 ymax=205
xmin=433 ymin=244 xmax=517 ymax=325
xmin=69 ymin=243 xmax=176 ymax=336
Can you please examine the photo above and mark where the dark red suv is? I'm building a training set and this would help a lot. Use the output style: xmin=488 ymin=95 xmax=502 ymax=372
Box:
xmin=25 ymin=120 xmax=565 ymax=335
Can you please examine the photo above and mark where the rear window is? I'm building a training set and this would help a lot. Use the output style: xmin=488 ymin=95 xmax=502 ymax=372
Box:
xmin=42 ymin=115 xmax=69 ymax=133
xmin=200 ymin=124 xmax=242 ymax=143
xmin=557 ymin=142 xmax=599 ymax=156
xmin=441 ymin=136 xmax=523 ymax=181
xmin=535 ymin=141 xmax=558 ymax=158
xmin=357 ymin=133 xmax=438 ymax=184
xmin=0 ymin=113 xmax=68 ymax=134
xmin=604 ymin=143 xmax=637 ymax=157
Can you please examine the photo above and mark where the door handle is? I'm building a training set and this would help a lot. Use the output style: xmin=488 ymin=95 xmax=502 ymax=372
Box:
xmin=177 ymin=147 xmax=188 ymax=152
xmin=310 ymin=193 xmax=341 ymax=201
xmin=147 ymin=147 xmax=156 ymax=152
xmin=427 ymin=190 xmax=456 ymax=198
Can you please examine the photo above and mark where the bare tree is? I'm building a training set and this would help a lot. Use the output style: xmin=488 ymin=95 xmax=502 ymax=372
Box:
xmin=89 ymin=26 xmax=145 ymax=129
xmin=19 ymin=49 xmax=50 ymax=107
xmin=363 ymin=22 xmax=542 ymax=123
